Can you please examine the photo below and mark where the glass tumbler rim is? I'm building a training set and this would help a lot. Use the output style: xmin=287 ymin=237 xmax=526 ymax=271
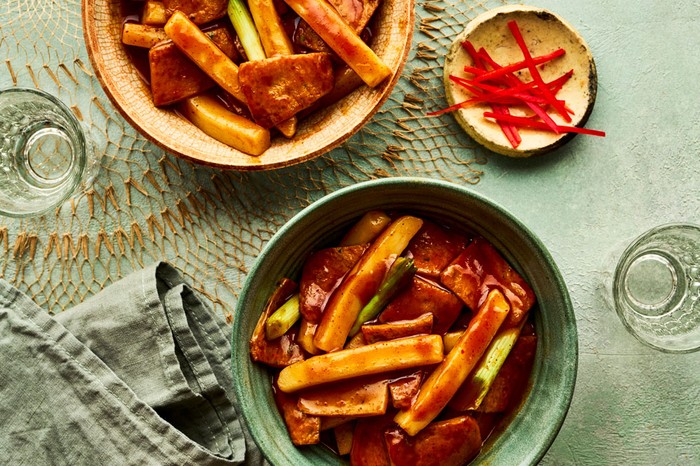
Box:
xmin=612 ymin=222 xmax=700 ymax=353
xmin=0 ymin=87 xmax=89 ymax=218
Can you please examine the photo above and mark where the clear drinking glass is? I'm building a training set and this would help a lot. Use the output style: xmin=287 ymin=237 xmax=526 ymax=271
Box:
xmin=612 ymin=223 xmax=700 ymax=353
xmin=0 ymin=88 xmax=99 ymax=217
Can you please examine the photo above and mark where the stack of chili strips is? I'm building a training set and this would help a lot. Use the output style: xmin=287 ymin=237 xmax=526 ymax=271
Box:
xmin=430 ymin=20 xmax=605 ymax=148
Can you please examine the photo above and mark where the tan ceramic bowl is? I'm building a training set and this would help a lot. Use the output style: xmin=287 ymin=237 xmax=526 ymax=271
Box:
xmin=83 ymin=0 xmax=414 ymax=170
xmin=444 ymin=5 xmax=597 ymax=157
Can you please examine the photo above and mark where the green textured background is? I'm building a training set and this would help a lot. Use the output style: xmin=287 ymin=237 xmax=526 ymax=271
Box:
xmin=1 ymin=0 xmax=698 ymax=463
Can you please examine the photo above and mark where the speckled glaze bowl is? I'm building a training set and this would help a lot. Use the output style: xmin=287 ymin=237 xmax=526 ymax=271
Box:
xmin=232 ymin=177 xmax=578 ymax=464
xmin=444 ymin=5 xmax=597 ymax=157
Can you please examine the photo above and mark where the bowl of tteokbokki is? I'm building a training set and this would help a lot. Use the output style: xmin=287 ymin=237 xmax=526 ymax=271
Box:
xmin=82 ymin=0 xmax=413 ymax=169
xmin=232 ymin=177 xmax=578 ymax=465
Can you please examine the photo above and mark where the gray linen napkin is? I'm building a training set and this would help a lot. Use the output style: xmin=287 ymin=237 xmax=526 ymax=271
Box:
xmin=0 ymin=262 xmax=265 ymax=465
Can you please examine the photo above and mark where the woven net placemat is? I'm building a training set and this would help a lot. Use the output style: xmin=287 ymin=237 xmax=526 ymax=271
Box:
xmin=0 ymin=0 xmax=507 ymax=320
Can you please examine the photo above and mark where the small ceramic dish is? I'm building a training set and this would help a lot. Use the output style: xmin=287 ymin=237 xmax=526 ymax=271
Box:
xmin=82 ymin=0 xmax=413 ymax=170
xmin=444 ymin=5 xmax=597 ymax=157
xmin=231 ymin=177 xmax=578 ymax=465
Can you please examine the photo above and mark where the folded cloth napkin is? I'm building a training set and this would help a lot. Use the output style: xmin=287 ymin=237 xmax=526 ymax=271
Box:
xmin=0 ymin=262 xmax=265 ymax=466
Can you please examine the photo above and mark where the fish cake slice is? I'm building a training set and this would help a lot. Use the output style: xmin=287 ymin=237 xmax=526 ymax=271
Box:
xmin=239 ymin=53 xmax=334 ymax=129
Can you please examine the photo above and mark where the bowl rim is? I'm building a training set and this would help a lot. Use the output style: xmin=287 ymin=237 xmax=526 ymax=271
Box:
xmin=81 ymin=0 xmax=415 ymax=171
xmin=232 ymin=176 xmax=578 ymax=464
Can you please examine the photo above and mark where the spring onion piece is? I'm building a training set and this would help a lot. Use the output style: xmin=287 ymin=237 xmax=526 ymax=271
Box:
xmin=349 ymin=257 xmax=417 ymax=337
xmin=448 ymin=323 xmax=523 ymax=411
xmin=227 ymin=0 xmax=266 ymax=61
xmin=265 ymin=294 xmax=300 ymax=340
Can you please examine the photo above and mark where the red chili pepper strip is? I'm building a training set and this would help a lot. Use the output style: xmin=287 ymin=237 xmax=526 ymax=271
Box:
xmin=542 ymin=70 xmax=576 ymax=115
xmin=453 ymin=71 xmax=573 ymax=110
xmin=475 ymin=48 xmax=545 ymax=111
xmin=468 ymin=48 xmax=565 ymax=82
xmin=461 ymin=40 xmax=485 ymax=67
xmin=483 ymin=112 xmax=606 ymax=137
xmin=524 ymin=102 xmax=561 ymax=133
xmin=455 ymin=78 xmax=549 ymax=106
xmin=427 ymin=77 xmax=492 ymax=116
xmin=507 ymin=20 xmax=571 ymax=122
xmin=454 ymin=74 xmax=567 ymax=103
xmin=429 ymin=70 xmax=573 ymax=117
xmin=464 ymin=47 xmax=574 ymax=95
xmin=428 ymin=91 xmax=540 ymax=115
xmin=425 ymin=76 xmax=484 ymax=116
xmin=548 ymin=69 xmax=574 ymax=94
xmin=426 ymin=97 xmax=478 ymax=116
xmin=474 ymin=49 xmax=561 ymax=133
xmin=476 ymin=47 xmax=542 ymax=96
xmin=449 ymin=75 xmax=487 ymax=97
xmin=491 ymin=105 xmax=522 ymax=148
xmin=475 ymin=48 xmax=522 ymax=85
xmin=437 ymin=77 xmax=542 ymax=115
xmin=426 ymin=90 xmax=537 ymax=117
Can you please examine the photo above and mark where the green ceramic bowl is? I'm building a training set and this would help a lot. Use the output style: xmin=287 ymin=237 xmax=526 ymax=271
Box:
xmin=232 ymin=177 xmax=577 ymax=465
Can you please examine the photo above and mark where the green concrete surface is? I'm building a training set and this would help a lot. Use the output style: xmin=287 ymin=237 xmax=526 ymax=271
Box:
xmin=0 ymin=0 xmax=698 ymax=464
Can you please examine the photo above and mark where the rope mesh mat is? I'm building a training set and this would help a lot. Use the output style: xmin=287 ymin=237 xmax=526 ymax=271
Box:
xmin=0 ymin=0 xmax=507 ymax=320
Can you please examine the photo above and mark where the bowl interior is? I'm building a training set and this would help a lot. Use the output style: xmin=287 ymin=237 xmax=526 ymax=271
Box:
xmin=232 ymin=177 xmax=577 ymax=464
xmin=83 ymin=0 xmax=414 ymax=170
